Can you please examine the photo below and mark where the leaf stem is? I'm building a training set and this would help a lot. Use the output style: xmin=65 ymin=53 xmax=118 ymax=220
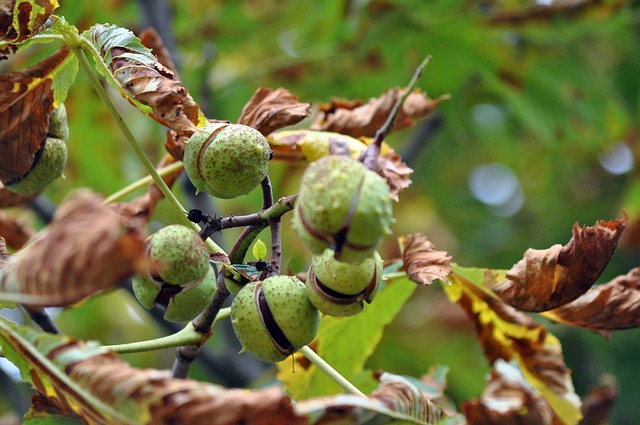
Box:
xmin=103 ymin=312 xmax=229 ymax=354
xmin=103 ymin=161 xmax=184 ymax=204
xmin=298 ymin=346 xmax=366 ymax=397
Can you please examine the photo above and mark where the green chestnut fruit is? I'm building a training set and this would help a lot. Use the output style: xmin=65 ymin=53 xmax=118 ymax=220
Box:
xmin=148 ymin=224 xmax=210 ymax=285
xmin=183 ymin=122 xmax=272 ymax=199
xmin=6 ymin=104 xmax=70 ymax=195
xmin=231 ymin=275 xmax=320 ymax=363
xmin=6 ymin=136 xmax=68 ymax=195
xmin=293 ymin=155 xmax=393 ymax=263
xmin=132 ymin=265 xmax=216 ymax=323
xmin=306 ymin=250 xmax=382 ymax=316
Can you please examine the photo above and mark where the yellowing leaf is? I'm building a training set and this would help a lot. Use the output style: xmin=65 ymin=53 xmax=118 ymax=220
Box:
xmin=0 ymin=0 xmax=59 ymax=57
xmin=444 ymin=265 xmax=582 ymax=425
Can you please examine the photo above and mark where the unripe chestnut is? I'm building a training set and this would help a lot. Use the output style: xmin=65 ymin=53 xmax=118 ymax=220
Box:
xmin=6 ymin=104 xmax=69 ymax=195
xmin=292 ymin=155 xmax=393 ymax=263
xmin=132 ymin=265 xmax=216 ymax=323
xmin=231 ymin=275 xmax=320 ymax=363
xmin=6 ymin=137 xmax=68 ymax=195
xmin=183 ymin=122 xmax=272 ymax=199
xmin=306 ymin=250 xmax=382 ymax=316
xmin=147 ymin=224 xmax=210 ymax=285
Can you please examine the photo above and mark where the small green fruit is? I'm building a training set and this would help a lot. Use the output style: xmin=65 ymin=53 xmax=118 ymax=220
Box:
xmin=183 ymin=122 xmax=272 ymax=199
xmin=231 ymin=275 xmax=320 ymax=363
xmin=293 ymin=155 xmax=393 ymax=263
xmin=6 ymin=137 xmax=68 ymax=195
xmin=132 ymin=266 xmax=216 ymax=323
xmin=306 ymin=250 xmax=382 ymax=316
xmin=48 ymin=103 xmax=69 ymax=142
xmin=164 ymin=266 xmax=217 ymax=322
xmin=148 ymin=224 xmax=209 ymax=285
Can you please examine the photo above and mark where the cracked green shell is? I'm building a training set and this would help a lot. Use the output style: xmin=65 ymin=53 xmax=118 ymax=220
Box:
xmin=231 ymin=275 xmax=320 ymax=363
xmin=148 ymin=225 xmax=210 ymax=285
xmin=132 ymin=265 xmax=216 ymax=323
xmin=6 ymin=137 xmax=68 ymax=195
xmin=183 ymin=122 xmax=272 ymax=199
xmin=306 ymin=250 xmax=382 ymax=316
xmin=292 ymin=155 xmax=393 ymax=263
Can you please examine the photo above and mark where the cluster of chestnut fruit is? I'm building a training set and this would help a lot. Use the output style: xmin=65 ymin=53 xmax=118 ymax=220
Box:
xmin=18 ymin=118 xmax=394 ymax=363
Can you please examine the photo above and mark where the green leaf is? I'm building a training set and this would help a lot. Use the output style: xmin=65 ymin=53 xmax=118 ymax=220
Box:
xmin=278 ymin=276 xmax=416 ymax=399
xmin=252 ymin=239 xmax=267 ymax=261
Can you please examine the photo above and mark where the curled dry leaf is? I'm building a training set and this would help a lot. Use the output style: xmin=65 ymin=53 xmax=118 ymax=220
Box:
xmin=69 ymin=356 xmax=306 ymax=425
xmin=491 ymin=216 xmax=627 ymax=312
xmin=0 ymin=0 xmax=58 ymax=58
xmin=311 ymin=88 xmax=447 ymax=138
xmin=88 ymin=24 xmax=203 ymax=137
xmin=444 ymin=268 xmax=582 ymax=425
xmin=0 ymin=318 xmax=305 ymax=425
xmin=378 ymin=152 xmax=412 ymax=201
xmin=237 ymin=87 xmax=311 ymax=136
xmin=139 ymin=27 xmax=179 ymax=77
xmin=462 ymin=360 xmax=556 ymax=425
xmin=295 ymin=371 xmax=451 ymax=424
xmin=399 ymin=233 xmax=452 ymax=285
xmin=544 ymin=267 xmax=640 ymax=333
xmin=0 ymin=190 xmax=147 ymax=306
xmin=0 ymin=45 xmax=71 ymax=184
xmin=0 ymin=210 xmax=35 ymax=249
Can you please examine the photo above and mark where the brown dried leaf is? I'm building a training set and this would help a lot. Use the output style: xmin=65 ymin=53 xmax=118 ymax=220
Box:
xmin=378 ymin=152 xmax=412 ymax=201
xmin=0 ymin=181 xmax=37 ymax=207
xmin=488 ymin=0 xmax=622 ymax=25
xmin=491 ymin=216 xmax=627 ymax=312
xmin=0 ymin=0 xmax=58 ymax=58
xmin=68 ymin=354 xmax=306 ymax=425
xmin=139 ymin=27 xmax=179 ymax=77
xmin=544 ymin=267 xmax=640 ymax=332
xmin=462 ymin=360 xmax=557 ymax=425
xmin=237 ymin=87 xmax=311 ymax=136
xmin=0 ymin=46 xmax=70 ymax=183
xmin=311 ymin=89 xmax=447 ymax=138
xmin=399 ymin=233 xmax=452 ymax=285
xmin=0 ymin=190 xmax=147 ymax=306
xmin=579 ymin=375 xmax=617 ymax=425
xmin=445 ymin=269 xmax=582 ymax=424
xmin=88 ymin=24 xmax=203 ymax=137
xmin=0 ymin=237 xmax=9 ymax=269
xmin=0 ymin=210 xmax=35 ymax=249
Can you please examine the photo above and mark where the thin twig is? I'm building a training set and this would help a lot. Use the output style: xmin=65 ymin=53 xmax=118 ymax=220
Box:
xmin=268 ymin=217 xmax=282 ymax=277
xmin=361 ymin=55 xmax=432 ymax=172
xmin=261 ymin=173 xmax=274 ymax=210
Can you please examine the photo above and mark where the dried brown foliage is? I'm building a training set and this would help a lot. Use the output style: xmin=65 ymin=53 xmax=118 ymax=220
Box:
xmin=491 ymin=217 xmax=627 ymax=312
xmin=311 ymin=88 xmax=446 ymax=138
xmin=0 ymin=46 xmax=70 ymax=183
xmin=399 ymin=233 xmax=452 ymax=285
xmin=237 ymin=87 xmax=311 ymax=136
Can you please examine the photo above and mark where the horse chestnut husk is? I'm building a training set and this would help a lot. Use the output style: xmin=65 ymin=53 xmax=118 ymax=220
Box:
xmin=231 ymin=275 xmax=320 ymax=362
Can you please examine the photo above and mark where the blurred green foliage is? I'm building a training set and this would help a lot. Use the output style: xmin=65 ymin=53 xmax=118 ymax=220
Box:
xmin=3 ymin=0 xmax=640 ymax=423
